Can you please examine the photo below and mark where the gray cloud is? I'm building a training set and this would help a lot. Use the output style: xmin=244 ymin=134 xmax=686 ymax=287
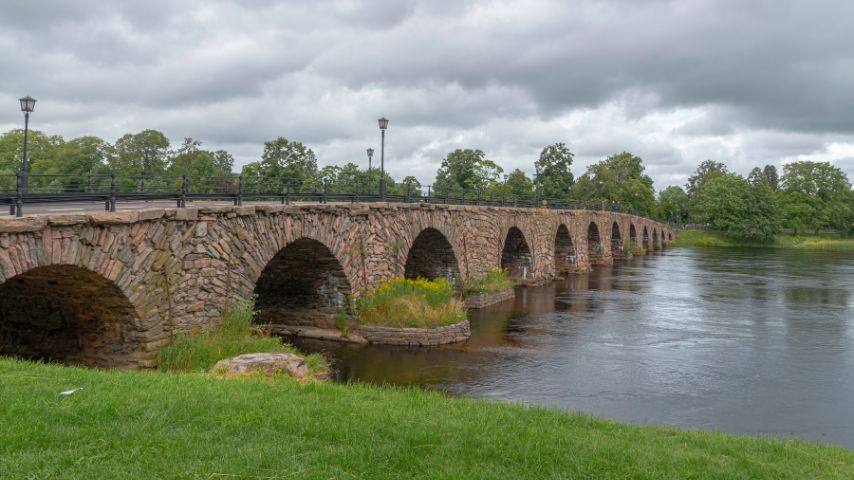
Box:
xmin=1 ymin=0 xmax=853 ymax=189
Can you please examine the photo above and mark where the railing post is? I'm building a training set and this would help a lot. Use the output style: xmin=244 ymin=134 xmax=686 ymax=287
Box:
xmin=178 ymin=174 xmax=188 ymax=208
xmin=285 ymin=182 xmax=290 ymax=205
xmin=426 ymin=185 xmax=431 ymax=204
xmin=236 ymin=176 xmax=243 ymax=206
xmin=405 ymin=184 xmax=411 ymax=203
xmin=445 ymin=186 xmax=450 ymax=205
xmin=109 ymin=174 xmax=117 ymax=212
xmin=15 ymin=172 xmax=23 ymax=218
xmin=477 ymin=190 xmax=482 ymax=206
xmin=322 ymin=181 xmax=328 ymax=204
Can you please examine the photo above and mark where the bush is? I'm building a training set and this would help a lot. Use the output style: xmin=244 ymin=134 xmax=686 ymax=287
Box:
xmin=458 ymin=268 xmax=515 ymax=296
xmin=157 ymin=296 xmax=326 ymax=374
xmin=354 ymin=277 xmax=466 ymax=328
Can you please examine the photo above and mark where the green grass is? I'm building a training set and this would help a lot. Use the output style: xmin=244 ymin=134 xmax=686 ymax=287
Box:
xmin=355 ymin=277 xmax=466 ymax=328
xmin=671 ymin=229 xmax=854 ymax=250
xmin=156 ymin=296 xmax=327 ymax=374
xmin=459 ymin=267 xmax=516 ymax=296
xmin=0 ymin=359 xmax=851 ymax=479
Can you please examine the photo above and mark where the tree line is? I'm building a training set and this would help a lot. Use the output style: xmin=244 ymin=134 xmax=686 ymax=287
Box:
xmin=1 ymin=128 xmax=851 ymax=240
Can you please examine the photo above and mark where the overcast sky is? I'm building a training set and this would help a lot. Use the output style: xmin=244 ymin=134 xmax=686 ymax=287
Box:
xmin=1 ymin=0 xmax=853 ymax=189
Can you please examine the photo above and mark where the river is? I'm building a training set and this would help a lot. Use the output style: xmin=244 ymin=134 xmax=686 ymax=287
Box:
xmin=291 ymin=248 xmax=854 ymax=449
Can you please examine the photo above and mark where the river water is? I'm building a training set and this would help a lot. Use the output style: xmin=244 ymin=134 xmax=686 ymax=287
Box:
xmin=292 ymin=248 xmax=854 ymax=449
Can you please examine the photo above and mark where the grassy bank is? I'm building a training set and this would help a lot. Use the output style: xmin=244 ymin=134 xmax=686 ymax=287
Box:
xmin=0 ymin=359 xmax=851 ymax=479
xmin=671 ymin=229 xmax=854 ymax=250
xmin=354 ymin=277 xmax=465 ymax=328
xmin=459 ymin=267 xmax=515 ymax=296
xmin=157 ymin=297 xmax=326 ymax=374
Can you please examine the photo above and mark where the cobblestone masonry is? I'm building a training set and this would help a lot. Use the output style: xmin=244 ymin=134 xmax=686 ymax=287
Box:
xmin=0 ymin=204 xmax=673 ymax=367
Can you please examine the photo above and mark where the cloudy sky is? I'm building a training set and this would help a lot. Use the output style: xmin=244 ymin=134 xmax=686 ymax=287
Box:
xmin=1 ymin=0 xmax=853 ymax=189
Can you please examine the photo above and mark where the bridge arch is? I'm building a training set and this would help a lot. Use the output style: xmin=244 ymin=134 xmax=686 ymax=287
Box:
xmin=629 ymin=224 xmax=638 ymax=247
xmin=554 ymin=224 xmax=576 ymax=275
xmin=0 ymin=265 xmax=143 ymax=368
xmin=661 ymin=230 xmax=667 ymax=247
xmin=404 ymin=228 xmax=460 ymax=281
xmin=611 ymin=222 xmax=624 ymax=258
xmin=587 ymin=222 xmax=604 ymax=264
xmin=642 ymin=226 xmax=650 ymax=251
xmin=253 ymin=237 xmax=352 ymax=329
xmin=652 ymin=228 xmax=660 ymax=250
xmin=500 ymin=227 xmax=532 ymax=279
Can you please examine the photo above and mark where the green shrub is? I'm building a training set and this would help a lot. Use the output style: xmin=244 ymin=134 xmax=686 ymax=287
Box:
xmin=458 ymin=268 xmax=515 ymax=296
xmin=354 ymin=277 xmax=466 ymax=328
xmin=157 ymin=296 xmax=327 ymax=374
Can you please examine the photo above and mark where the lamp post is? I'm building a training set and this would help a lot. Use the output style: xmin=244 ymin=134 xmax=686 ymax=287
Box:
xmin=378 ymin=117 xmax=388 ymax=201
xmin=18 ymin=96 xmax=36 ymax=194
xmin=366 ymin=148 xmax=374 ymax=195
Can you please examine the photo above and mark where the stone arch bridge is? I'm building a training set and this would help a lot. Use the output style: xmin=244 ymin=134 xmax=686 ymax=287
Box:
xmin=0 ymin=203 xmax=673 ymax=368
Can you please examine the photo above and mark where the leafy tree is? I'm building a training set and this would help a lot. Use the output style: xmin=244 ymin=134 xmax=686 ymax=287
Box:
xmin=0 ymin=129 xmax=65 ymax=174
xmin=241 ymin=137 xmax=318 ymax=192
xmin=693 ymin=173 xmax=780 ymax=241
xmin=506 ymin=168 xmax=535 ymax=200
xmin=657 ymin=186 xmax=690 ymax=224
xmin=571 ymin=152 xmax=655 ymax=214
xmin=433 ymin=149 xmax=503 ymax=196
xmin=686 ymin=160 xmax=728 ymax=198
xmin=534 ymin=142 xmax=574 ymax=200
xmin=762 ymin=164 xmax=780 ymax=190
xmin=168 ymin=138 xmax=233 ymax=177
xmin=779 ymin=161 xmax=853 ymax=234
xmin=109 ymin=130 xmax=170 ymax=191
xmin=393 ymin=176 xmax=422 ymax=197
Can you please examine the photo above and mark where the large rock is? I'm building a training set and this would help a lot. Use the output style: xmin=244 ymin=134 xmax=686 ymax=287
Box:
xmin=211 ymin=353 xmax=309 ymax=379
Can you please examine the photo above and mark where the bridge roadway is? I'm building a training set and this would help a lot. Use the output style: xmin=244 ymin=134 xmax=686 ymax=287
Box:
xmin=0 ymin=202 xmax=674 ymax=368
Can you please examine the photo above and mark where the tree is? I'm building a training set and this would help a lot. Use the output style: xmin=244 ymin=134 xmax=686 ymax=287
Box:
xmin=505 ymin=168 xmax=534 ymax=200
xmin=241 ymin=137 xmax=318 ymax=192
xmin=686 ymin=160 xmax=728 ymax=198
xmin=433 ymin=149 xmax=503 ymax=196
xmin=657 ymin=186 xmax=690 ymax=224
xmin=534 ymin=142 xmax=574 ymax=200
xmin=0 ymin=129 xmax=65 ymax=174
xmin=112 ymin=129 xmax=170 ymax=177
xmin=779 ymin=161 xmax=853 ymax=234
xmin=571 ymin=152 xmax=655 ymax=214
xmin=763 ymin=164 xmax=780 ymax=190
xmin=393 ymin=176 xmax=422 ymax=197
xmin=693 ymin=173 xmax=780 ymax=241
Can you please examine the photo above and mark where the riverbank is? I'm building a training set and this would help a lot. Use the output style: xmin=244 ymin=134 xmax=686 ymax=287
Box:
xmin=671 ymin=229 xmax=854 ymax=250
xmin=1 ymin=359 xmax=850 ymax=478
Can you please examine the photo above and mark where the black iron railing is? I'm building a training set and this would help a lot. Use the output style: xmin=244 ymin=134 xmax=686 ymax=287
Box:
xmin=0 ymin=172 xmax=665 ymax=222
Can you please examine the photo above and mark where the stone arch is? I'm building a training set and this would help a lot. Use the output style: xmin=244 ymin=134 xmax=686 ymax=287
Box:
xmin=642 ymin=226 xmax=650 ymax=251
xmin=611 ymin=222 xmax=624 ymax=258
xmin=652 ymin=228 xmax=660 ymax=250
xmin=660 ymin=230 xmax=666 ymax=247
xmin=254 ymin=237 xmax=352 ymax=329
xmin=629 ymin=224 xmax=638 ymax=247
xmin=668 ymin=232 xmax=673 ymax=241
xmin=554 ymin=224 xmax=576 ymax=275
xmin=0 ymin=265 xmax=143 ymax=368
xmin=404 ymin=227 xmax=460 ymax=281
xmin=587 ymin=222 xmax=604 ymax=263
xmin=500 ymin=227 xmax=533 ymax=279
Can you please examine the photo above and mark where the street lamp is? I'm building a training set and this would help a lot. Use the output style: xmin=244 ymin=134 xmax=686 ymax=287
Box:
xmin=18 ymin=96 xmax=36 ymax=193
xmin=366 ymin=148 xmax=374 ymax=195
xmin=378 ymin=117 xmax=388 ymax=201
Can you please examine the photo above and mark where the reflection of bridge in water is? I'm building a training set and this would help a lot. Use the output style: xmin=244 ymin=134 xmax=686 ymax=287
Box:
xmin=0 ymin=203 xmax=673 ymax=368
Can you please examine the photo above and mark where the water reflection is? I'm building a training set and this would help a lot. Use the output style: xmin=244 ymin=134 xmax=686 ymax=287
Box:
xmin=293 ymin=248 xmax=854 ymax=449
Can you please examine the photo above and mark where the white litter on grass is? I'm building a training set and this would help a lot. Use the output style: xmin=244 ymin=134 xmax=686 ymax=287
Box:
xmin=59 ymin=387 xmax=83 ymax=396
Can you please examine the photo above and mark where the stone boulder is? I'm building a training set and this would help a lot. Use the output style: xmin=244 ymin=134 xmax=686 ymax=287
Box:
xmin=211 ymin=353 xmax=309 ymax=379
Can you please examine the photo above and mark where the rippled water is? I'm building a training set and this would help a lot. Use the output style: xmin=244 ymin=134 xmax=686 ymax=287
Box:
xmin=292 ymin=248 xmax=854 ymax=448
